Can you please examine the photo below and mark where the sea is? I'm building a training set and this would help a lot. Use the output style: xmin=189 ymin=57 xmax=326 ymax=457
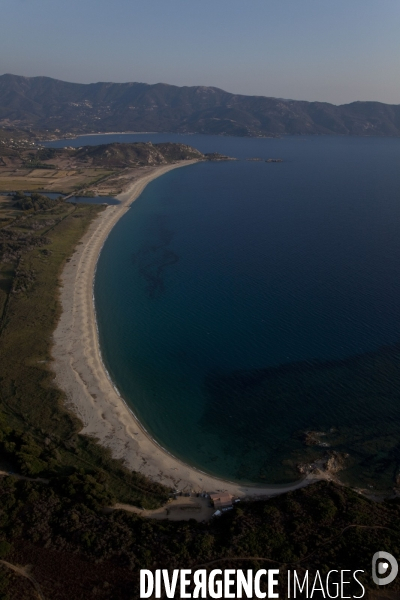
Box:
xmin=45 ymin=133 xmax=400 ymax=489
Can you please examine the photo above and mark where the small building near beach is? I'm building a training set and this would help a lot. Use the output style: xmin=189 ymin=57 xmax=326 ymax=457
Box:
xmin=209 ymin=493 xmax=234 ymax=510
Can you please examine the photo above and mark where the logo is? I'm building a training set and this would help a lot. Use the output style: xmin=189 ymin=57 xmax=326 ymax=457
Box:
xmin=372 ymin=552 xmax=398 ymax=586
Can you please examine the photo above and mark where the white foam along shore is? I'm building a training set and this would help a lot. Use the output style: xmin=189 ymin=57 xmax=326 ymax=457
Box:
xmin=52 ymin=160 xmax=321 ymax=498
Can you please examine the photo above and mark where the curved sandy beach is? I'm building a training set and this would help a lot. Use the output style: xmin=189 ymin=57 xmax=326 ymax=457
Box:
xmin=52 ymin=160 xmax=320 ymax=498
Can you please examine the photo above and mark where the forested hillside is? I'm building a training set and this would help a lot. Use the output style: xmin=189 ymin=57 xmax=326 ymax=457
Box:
xmin=1 ymin=74 xmax=400 ymax=137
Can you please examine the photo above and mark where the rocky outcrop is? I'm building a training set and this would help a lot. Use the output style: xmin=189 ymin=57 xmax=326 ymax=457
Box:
xmin=297 ymin=451 xmax=349 ymax=478
xmin=303 ymin=430 xmax=330 ymax=448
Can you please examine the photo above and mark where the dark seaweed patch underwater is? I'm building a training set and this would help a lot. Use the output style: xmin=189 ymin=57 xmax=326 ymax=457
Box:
xmin=92 ymin=133 xmax=400 ymax=490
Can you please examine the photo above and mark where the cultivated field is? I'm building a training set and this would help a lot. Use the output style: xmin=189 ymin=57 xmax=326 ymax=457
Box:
xmin=0 ymin=167 xmax=115 ymax=193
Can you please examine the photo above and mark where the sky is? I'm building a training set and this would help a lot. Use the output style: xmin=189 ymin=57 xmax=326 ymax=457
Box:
xmin=1 ymin=0 xmax=399 ymax=105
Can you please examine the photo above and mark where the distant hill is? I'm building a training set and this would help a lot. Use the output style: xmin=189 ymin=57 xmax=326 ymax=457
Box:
xmin=1 ymin=73 xmax=400 ymax=137
xmin=36 ymin=141 xmax=206 ymax=168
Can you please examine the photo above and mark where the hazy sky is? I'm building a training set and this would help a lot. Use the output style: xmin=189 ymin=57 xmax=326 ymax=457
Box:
xmin=1 ymin=0 xmax=399 ymax=105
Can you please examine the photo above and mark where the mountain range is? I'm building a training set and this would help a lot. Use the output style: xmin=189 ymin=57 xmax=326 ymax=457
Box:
xmin=1 ymin=73 xmax=400 ymax=137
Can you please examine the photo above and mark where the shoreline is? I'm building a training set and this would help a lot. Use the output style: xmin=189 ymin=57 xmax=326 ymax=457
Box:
xmin=41 ymin=130 xmax=279 ymax=144
xmin=52 ymin=160 xmax=321 ymax=498
xmin=41 ymin=130 xmax=161 ymax=142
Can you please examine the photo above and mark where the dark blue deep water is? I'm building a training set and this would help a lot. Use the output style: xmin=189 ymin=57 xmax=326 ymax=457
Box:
xmin=48 ymin=134 xmax=400 ymax=487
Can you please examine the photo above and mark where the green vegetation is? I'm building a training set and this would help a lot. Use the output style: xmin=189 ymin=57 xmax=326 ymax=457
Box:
xmin=0 ymin=136 xmax=397 ymax=599
xmin=36 ymin=141 xmax=204 ymax=169
xmin=0 ymin=139 xmax=211 ymax=201
xmin=23 ymin=150 xmax=57 ymax=169
xmin=0 ymin=198 xmax=169 ymax=509
xmin=11 ymin=191 xmax=63 ymax=212
xmin=2 ymin=73 xmax=400 ymax=137
xmin=0 ymin=479 xmax=399 ymax=598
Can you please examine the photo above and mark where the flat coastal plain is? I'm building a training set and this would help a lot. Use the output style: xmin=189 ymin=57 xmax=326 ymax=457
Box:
xmin=52 ymin=160 xmax=318 ymax=498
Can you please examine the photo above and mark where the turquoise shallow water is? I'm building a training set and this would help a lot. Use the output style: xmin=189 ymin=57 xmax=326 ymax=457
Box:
xmin=49 ymin=134 xmax=400 ymax=487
